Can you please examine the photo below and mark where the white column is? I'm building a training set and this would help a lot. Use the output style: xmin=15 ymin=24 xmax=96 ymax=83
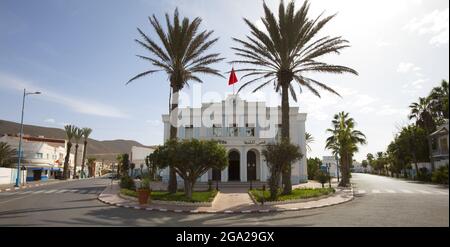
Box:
xmin=222 ymin=166 xmax=228 ymax=182
xmin=261 ymin=159 xmax=267 ymax=182
xmin=240 ymin=148 xmax=247 ymax=182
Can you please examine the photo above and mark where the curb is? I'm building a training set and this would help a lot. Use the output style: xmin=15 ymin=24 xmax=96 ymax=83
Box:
xmin=97 ymin=184 xmax=355 ymax=214
xmin=0 ymin=177 xmax=97 ymax=193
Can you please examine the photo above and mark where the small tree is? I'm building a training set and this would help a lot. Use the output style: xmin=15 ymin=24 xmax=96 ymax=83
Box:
xmin=151 ymin=139 xmax=228 ymax=199
xmin=315 ymin=170 xmax=329 ymax=188
xmin=262 ymin=140 xmax=303 ymax=200
xmin=118 ymin=153 xmax=130 ymax=178
xmin=307 ymin=157 xmax=322 ymax=180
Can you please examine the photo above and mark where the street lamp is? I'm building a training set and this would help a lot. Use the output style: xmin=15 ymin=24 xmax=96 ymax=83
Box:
xmin=15 ymin=89 xmax=41 ymax=187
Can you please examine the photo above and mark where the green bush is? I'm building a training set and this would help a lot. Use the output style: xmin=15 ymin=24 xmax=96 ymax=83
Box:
xmin=432 ymin=165 xmax=449 ymax=185
xmin=120 ymin=176 xmax=135 ymax=190
xmin=315 ymin=170 xmax=329 ymax=188
xmin=417 ymin=167 xmax=431 ymax=182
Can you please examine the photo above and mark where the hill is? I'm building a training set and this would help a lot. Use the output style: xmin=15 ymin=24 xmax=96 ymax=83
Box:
xmin=0 ymin=119 xmax=150 ymax=161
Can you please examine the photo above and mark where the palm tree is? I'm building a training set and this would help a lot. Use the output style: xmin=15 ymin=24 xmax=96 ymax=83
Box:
xmin=127 ymin=8 xmax=224 ymax=193
xmin=87 ymin=157 xmax=96 ymax=177
xmin=325 ymin=112 xmax=366 ymax=187
xmin=72 ymin=127 xmax=83 ymax=179
xmin=429 ymin=80 xmax=449 ymax=120
xmin=366 ymin=153 xmax=374 ymax=172
xmin=305 ymin=132 xmax=314 ymax=152
xmin=63 ymin=125 xmax=76 ymax=179
xmin=232 ymin=0 xmax=358 ymax=194
xmin=80 ymin=127 xmax=92 ymax=179
xmin=409 ymin=97 xmax=436 ymax=133
xmin=0 ymin=142 xmax=16 ymax=168
xmin=409 ymin=97 xmax=436 ymax=171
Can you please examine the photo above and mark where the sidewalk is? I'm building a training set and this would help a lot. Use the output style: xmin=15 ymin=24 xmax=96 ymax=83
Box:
xmin=0 ymin=177 xmax=96 ymax=192
xmin=98 ymin=181 xmax=354 ymax=214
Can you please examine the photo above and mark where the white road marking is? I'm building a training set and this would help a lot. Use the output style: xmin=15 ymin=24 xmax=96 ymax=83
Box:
xmin=431 ymin=190 xmax=448 ymax=195
xmin=56 ymin=189 xmax=69 ymax=193
xmin=416 ymin=190 xmax=431 ymax=194
xmin=372 ymin=189 xmax=381 ymax=193
xmin=357 ymin=190 xmax=366 ymax=194
xmin=385 ymin=189 xmax=396 ymax=193
xmin=33 ymin=190 xmax=45 ymax=194
xmin=400 ymin=189 xmax=413 ymax=194
xmin=18 ymin=191 xmax=33 ymax=195
xmin=44 ymin=189 xmax=57 ymax=194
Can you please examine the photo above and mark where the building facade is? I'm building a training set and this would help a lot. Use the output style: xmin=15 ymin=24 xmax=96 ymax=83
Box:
xmin=322 ymin=156 xmax=339 ymax=177
xmin=0 ymin=134 xmax=75 ymax=181
xmin=161 ymin=95 xmax=308 ymax=184
xmin=430 ymin=120 xmax=449 ymax=170
xmin=131 ymin=145 xmax=155 ymax=176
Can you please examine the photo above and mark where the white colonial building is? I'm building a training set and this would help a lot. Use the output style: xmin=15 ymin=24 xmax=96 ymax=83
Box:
xmin=161 ymin=95 xmax=308 ymax=184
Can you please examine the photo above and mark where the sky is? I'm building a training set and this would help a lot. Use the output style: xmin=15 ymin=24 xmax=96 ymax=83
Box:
xmin=0 ymin=0 xmax=448 ymax=161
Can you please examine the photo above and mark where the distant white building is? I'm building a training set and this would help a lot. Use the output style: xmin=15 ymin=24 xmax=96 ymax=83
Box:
xmin=130 ymin=146 xmax=155 ymax=176
xmin=322 ymin=156 xmax=339 ymax=177
xmin=161 ymin=95 xmax=308 ymax=184
xmin=131 ymin=146 xmax=155 ymax=167
xmin=352 ymin=160 xmax=371 ymax=173
xmin=430 ymin=120 xmax=449 ymax=170
xmin=0 ymin=134 xmax=75 ymax=182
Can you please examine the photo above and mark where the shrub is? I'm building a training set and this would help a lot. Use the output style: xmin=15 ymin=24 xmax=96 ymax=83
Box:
xmin=417 ymin=167 xmax=431 ymax=182
xmin=139 ymin=177 xmax=151 ymax=190
xmin=432 ymin=165 xmax=449 ymax=185
xmin=120 ymin=175 xmax=135 ymax=190
xmin=315 ymin=170 xmax=329 ymax=188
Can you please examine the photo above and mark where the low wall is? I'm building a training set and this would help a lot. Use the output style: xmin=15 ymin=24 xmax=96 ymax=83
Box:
xmin=0 ymin=167 xmax=27 ymax=185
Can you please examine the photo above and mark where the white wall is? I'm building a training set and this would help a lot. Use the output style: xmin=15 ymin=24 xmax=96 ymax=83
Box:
xmin=0 ymin=167 xmax=28 ymax=185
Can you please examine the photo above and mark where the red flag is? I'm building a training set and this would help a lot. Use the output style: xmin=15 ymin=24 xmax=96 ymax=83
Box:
xmin=228 ymin=67 xmax=238 ymax=85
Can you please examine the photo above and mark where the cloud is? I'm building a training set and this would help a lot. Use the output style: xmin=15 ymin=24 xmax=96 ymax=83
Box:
xmin=376 ymin=105 xmax=409 ymax=116
xmin=397 ymin=62 xmax=421 ymax=73
xmin=0 ymin=72 xmax=129 ymax=118
xmin=145 ymin=119 xmax=162 ymax=127
xmin=376 ymin=41 xmax=392 ymax=47
xmin=404 ymin=8 xmax=449 ymax=46
xmin=44 ymin=118 xmax=56 ymax=124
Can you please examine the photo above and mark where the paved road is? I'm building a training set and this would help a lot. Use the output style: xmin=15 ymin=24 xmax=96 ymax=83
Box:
xmin=0 ymin=173 xmax=448 ymax=226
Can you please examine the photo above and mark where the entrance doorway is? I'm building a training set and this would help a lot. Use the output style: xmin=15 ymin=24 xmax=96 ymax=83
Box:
xmin=247 ymin=151 xmax=257 ymax=181
xmin=228 ymin=151 xmax=240 ymax=181
xmin=33 ymin=169 xmax=42 ymax=181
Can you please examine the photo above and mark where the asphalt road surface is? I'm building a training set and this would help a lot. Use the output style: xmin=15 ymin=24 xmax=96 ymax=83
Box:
xmin=0 ymin=173 xmax=448 ymax=226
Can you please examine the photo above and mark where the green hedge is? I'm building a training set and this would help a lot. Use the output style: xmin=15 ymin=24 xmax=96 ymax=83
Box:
xmin=249 ymin=187 xmax=335 ymax=202
xmin=120 ymin=189 xmax=218 ymax=203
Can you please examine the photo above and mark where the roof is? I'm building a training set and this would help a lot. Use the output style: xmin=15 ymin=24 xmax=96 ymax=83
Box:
xmin=430 ymin=123 xmax=449 ymax=137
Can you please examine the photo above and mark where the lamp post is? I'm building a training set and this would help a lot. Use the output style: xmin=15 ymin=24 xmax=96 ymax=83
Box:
xmin=14 ymin=88 xmax=41 ymax=187
xmin=15 ymin=89 xmax=41 ymax=187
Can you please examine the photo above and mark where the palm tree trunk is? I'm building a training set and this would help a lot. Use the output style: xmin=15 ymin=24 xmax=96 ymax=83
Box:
xmin=280 ymin=82 xmax=292 ymax=194
xmin=81 ymin=141 xmax=87 ymax=178
xmin=73 ymin=144 xmax=79 ymax=179
xmin=339 ymin=152 xmax=349 ymax=187
xmin=168 ymin=88 xmax=179 ymax=194
xmin=63 ymin=142 xmax=72 ymax=179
